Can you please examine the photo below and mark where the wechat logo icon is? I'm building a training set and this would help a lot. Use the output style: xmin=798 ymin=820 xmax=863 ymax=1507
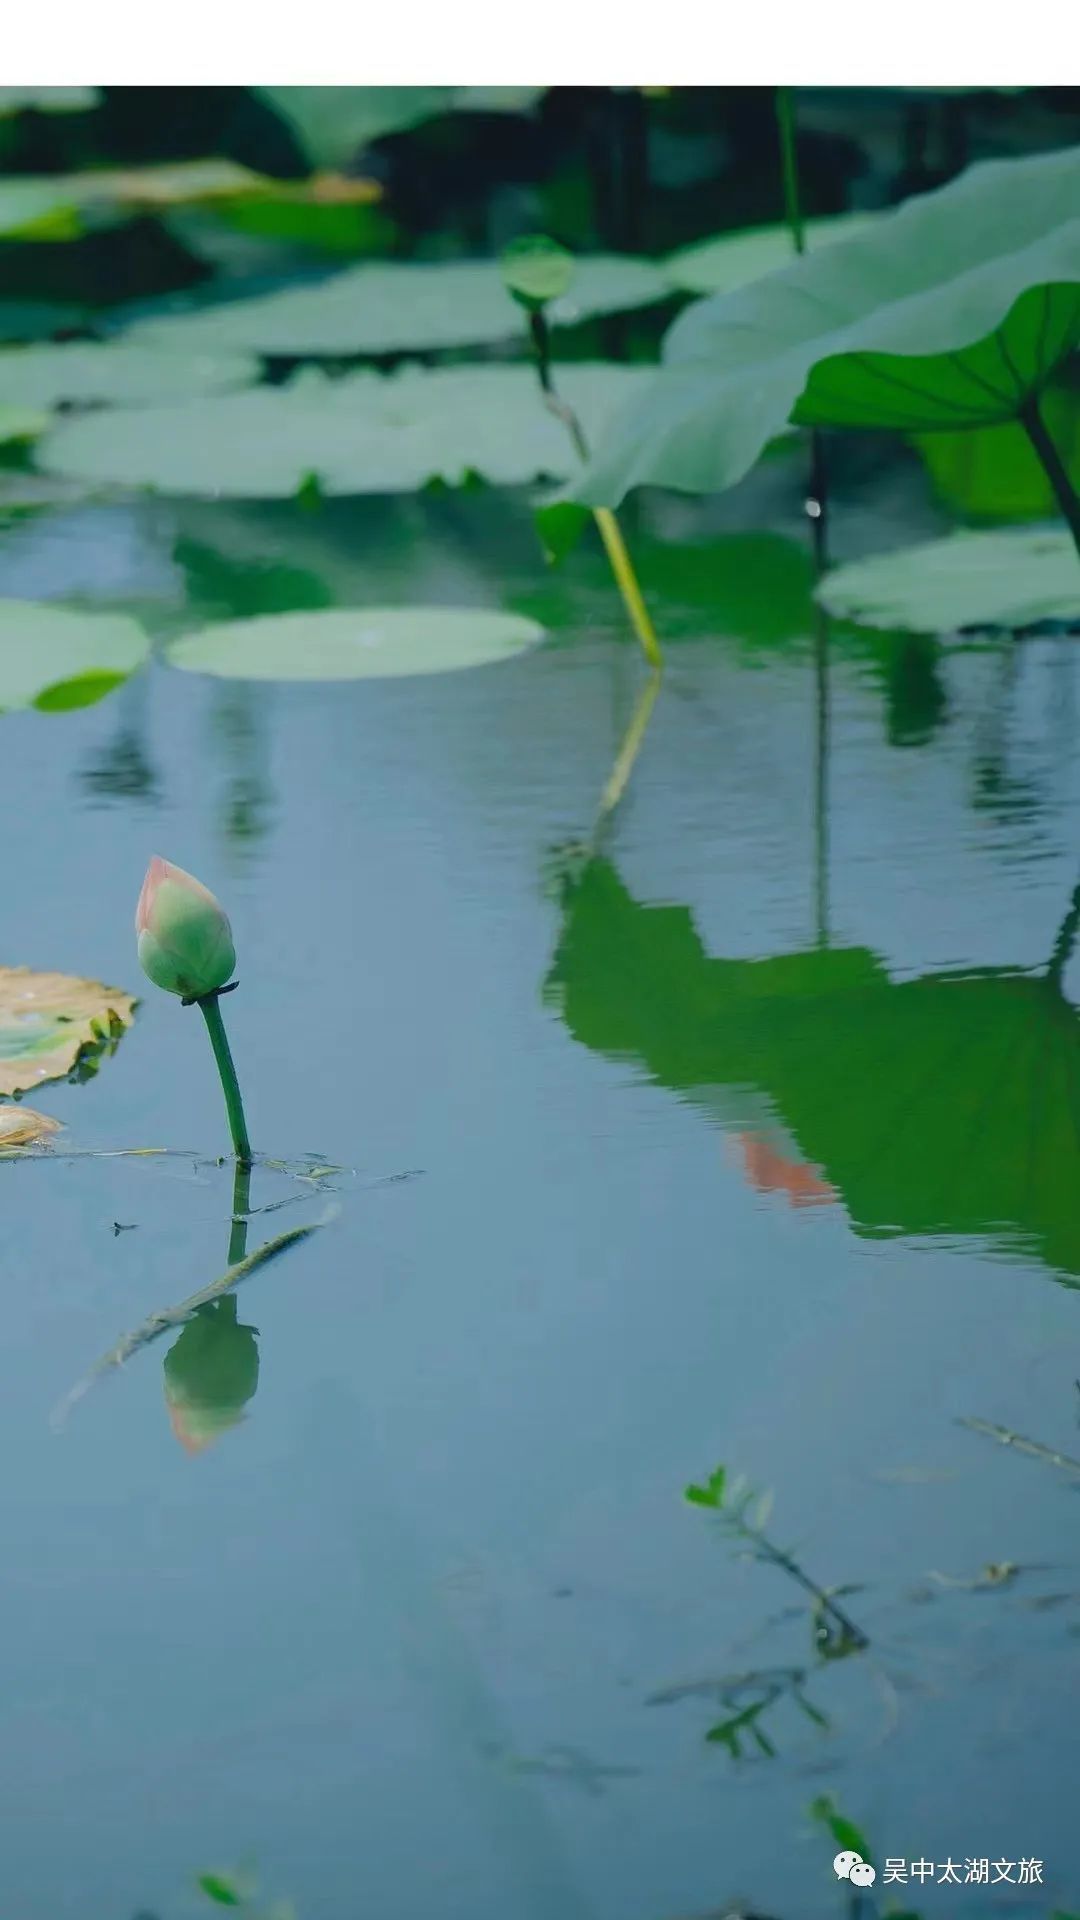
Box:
xmin=834 ymin=1851 xmax=876 ymax=1887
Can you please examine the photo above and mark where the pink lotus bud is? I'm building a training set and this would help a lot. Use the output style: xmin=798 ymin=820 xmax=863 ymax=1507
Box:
xmin=135 ymin=856 xmax=236 ymax=1001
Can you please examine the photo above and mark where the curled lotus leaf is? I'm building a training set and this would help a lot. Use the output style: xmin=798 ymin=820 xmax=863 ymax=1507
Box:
xmin=0 ymin=1105 xmax=62 ymax=1150
xmin=0 ymin=967 xmax=136 ymax=1097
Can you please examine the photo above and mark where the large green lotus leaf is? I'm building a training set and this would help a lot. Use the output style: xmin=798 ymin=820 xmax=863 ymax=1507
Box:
xmin=547 ymin=858 xmax=1080 ymax=1284
xmin=0 ymin=87 xmax=98 ymax=116
xmin=0 ymin=965 xmax=135 ymax=1098
xmin=258 ymin=87 xmax=544 ymax=170
xmin=258 ymin=87 xmax=458 ymax=167
xmin=914 ymin=379 xmax=1080 ymax=522
xmin=125 ymin=255 xmax=669 ymax=357
xmin=664 ymin=212 xmax=879 ymax=296
xmin=166 ymin=606 xmax=544 ymax=681
xmin=575 ymin=146 xmax=1080 ymax=506
xmin=38 ymin=363 xmax=653 ymax=498
xmin=816 ymin=529 xmax=1080 ymax=634
xmin=0 ymin=601 xmax=149 ymax=710
xmin=0 ymin=341 xmax=259 ymax=409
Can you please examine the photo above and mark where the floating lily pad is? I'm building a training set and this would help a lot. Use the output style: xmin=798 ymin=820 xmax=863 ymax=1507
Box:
xmin=166 ymin=606 xmax=545 ymax=681
xmin=0 ymin=1105 xmax=62 ymax=1150
xmin=0 ymin=159 xmax=323 ymax=242
xmin=0 ymin=601 xmax=149 ymax=710
xmin=0 ymin=298 xmax=91 ymax=342
xmin=0 ymin=342 xmax=259 ymax=409
xmin=664 ymin=212 xmax=878 ymax=295
xmin=576 ymin=145 xmax=1080 ymax=506
xmin=0 ymin=179 xmax=86 ymax=239
xmin=125 ymin=255 xmax=669 ymax=358
xmin=38 ymin=363 xmax=652 ymax=498
xmin=0 ymin=87 xmax=98 ymax=116
xmin=0 ymin=967 xmax=136 ymax=1098
xmin=816 ymin=529 xmax=1080 ymax=633
xmin=0 ymin=404 xmax=47 ymax=445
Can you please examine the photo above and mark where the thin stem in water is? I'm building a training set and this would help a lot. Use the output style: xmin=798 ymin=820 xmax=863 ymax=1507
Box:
xmin=813 ymin=602 xmax=831 ymax=949
xmin=1019 ymin=393 xmax=1080 ymax=559
xmin=775 ymin=86 xmax=805 ymax=253
xmin=774 ymin=85 xmax=830 ymax=570
xmin=198 ymin=992 xmax=252 ymax=1166
xmin=528 ymin=309 xmax=662 ymax=668
xmin=228 ymin=1156 xmax=251 ymax=1265
xmin=596 ymin=667 xmax=662 ymax=830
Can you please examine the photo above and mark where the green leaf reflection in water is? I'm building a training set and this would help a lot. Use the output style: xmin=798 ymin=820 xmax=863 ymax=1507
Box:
xmin=51 ymin=1155 xmax=341 ymax=1444
xmin=164 ymin=1293 xmax=260 ymax=1456
xmin=545 ymin=857 xmax=1080 ymax=1284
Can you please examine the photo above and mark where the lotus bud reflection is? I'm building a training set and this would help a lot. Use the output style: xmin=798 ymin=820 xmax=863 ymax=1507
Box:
xmin=163 ymin=1298 xmax=259 ymax=1455
xmin=135 ymin=855 xmax=236 ymax=1001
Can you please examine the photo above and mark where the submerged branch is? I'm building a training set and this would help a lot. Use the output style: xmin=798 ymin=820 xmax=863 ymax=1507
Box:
xmin=958 ymin=1416 xmax=1080 ymax=1482
xmin=51 ymin=1206 xmax=336 ymax=1430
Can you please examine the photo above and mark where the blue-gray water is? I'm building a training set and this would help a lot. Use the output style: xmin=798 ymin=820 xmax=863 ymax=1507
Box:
xmin=1 ymin=466 xmax=1079 ymax=1919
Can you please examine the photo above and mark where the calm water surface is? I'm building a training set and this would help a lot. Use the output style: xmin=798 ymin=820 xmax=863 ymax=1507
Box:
xmin=2 ymin=457 xmax=1079 ymax=1919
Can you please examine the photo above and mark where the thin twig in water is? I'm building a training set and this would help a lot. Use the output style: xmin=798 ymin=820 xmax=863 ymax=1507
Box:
xmin=958 ymin=1416 xmax=1080 ymax=1481
xmin=51 ymin=1206 xmax=336 ymax=1430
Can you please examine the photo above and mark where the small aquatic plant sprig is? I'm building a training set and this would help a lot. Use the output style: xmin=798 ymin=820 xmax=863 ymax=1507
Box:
xmin=501 ymin=235 xmax=663 ymax=669
xmin=136 ymin=856 xmax=251 ymax=1166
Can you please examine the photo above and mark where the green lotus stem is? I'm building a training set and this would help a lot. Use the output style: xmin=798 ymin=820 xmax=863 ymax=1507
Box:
xmin=198 ymin=993 xmax=252 ymax=1167
xmin=775 ymin=86 xmax=829 ymax=572
xmin=596 ymin=667 xmax=662 ymax=827
xmin=1019 ymin=393 xmax=1080 ymax=559
xmin=228 ymin=1156 xmax=251 ymax=1264
xmin=527 ymin=309 xmax=662 ymax=668
xmin=775 ymin=87 xmax=805 ymax=253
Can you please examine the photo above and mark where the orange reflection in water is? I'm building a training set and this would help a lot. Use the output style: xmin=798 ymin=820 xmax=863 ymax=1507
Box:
xmin=735 ymin=1133 xmax=838 ymax=1209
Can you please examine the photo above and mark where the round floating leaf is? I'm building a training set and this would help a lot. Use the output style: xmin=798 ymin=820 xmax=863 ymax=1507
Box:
xmin=0 ymin=1105 xmax=62 ymax=1151
xmin=0 ymin=178 xmax=82 ymax=239
xmin=126 ymin=255 xmax=669 ymax=357
xmin=0 ymin=159 xmax=310 ymax=241
xmin=38 ymin=363 xmax=652 ymax=498
xmin=0 ymin=342 xmax=259 ymax=409
xmin=166 ymin=606 xmax=545 ymax=682
xmin=0 ymin=87 xmax=98 ymax=116
xmin=816 ymin=529 xmax=1080 ymax=633
xmin=501 ymin=235 xmax=576 ymax=310
xmin=0 ymin=967 xmax=136 ymax=1097
xmin=0 ymin=404 xmax=47 ymax=445
xmin=0 ymin=601 xmax=149 ymax=710
xmin=664 ymin=212 xmax=878 ymax=295
xmin=575 ymin=146 xmax=1080 ymax=506
xmin=0 ymin=299 xmax=91 ymax=342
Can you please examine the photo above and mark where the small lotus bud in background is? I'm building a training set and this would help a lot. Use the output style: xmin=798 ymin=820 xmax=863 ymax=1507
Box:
xmin=135 ymin=856 xmax=251 ymax=1164
xmin=135 ymin=856 xmax=235 ymax=1001
xmin=499 ymin=234 xmax=575 ymax=312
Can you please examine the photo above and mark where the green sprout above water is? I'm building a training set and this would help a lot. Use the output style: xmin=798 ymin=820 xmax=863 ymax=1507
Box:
xmin=686 ymin=1465 xmax=869 ymax=1663
xmin=135 ymin=855 xmax=252 ymax=1165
